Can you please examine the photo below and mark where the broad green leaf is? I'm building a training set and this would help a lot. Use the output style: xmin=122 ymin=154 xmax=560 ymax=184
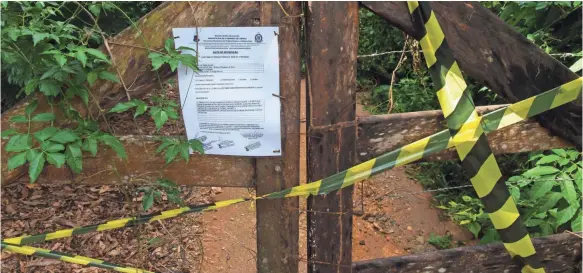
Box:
xmin=152 ymin=109 xmax=168 ymax=131
xmin=7 ymin=152 xmax=27 ymax=170
xmin=524 ymin=218 xmax=544 ymax=227
xmin=168 ymin=58 xmax=179 ymax=72
xmin=508 ymin=185 xmax=520 ymax=203
xmin=165 ymin=107 xmax=179 ymax=119
xmin=522 ymin=166 xmax=560 ymax=177
xmin=536 ymin=192 xmax=563 ymax=213
xmin=552 ymin=149 xmax=568 ymax=157
xmin=179 ymin=142 xmax=190 ymax=162
xmin=25 ymin=100 xmax=38 ymax=116
xmin=149 ymin=55 xmax=166 ymax=71
xmin=179 ymin=54 xmax=197 ymax=70
xmin=98 ymin=71 xmax=120 ymax=83
xmin=88 ymin=4 xmax=100 ymax=17
xmin=156 ymin=140 xmax=174 ymax=154
xmin=97 ymin=134 xmax=127 ymax=159
xmin=70 ymin=86 xmax=89 ymax=106
xmin=1 ymin=129 xmax=17 ymax=138
xmin=459 ymin=220 xmax=471 ymax=225
xmin=46 ymin=152 xmax=65 ymax=167
xmin=31 ymin=113 xmax=55 ymax=122
xmin=569 ymin=58 xmax=583 ymax=73
xmin=164 ymin=38 xmax=174 ymax=53
xmin=28 ymin=152 xmax=45 ymax=183
xmin=560 ymin=178 xmax=579 ymax=206
xmin=109 ymin=101 xmax=137 ymax=113
xmin=466 ymin=222 xmax=481 ymax=238
xmin=32 ymin=32 xmax=50 ymax=45
xmin=572 ymin=210 xmax=582 ymax=232
xmin=75 ymin=50 xmax=87 ymax=67
xmin=49 ymin=130 xmax=79 ymax=144
xmin=54 ymin=54 xmax=67 ymax=67
xmin=165 ymin=145 xmax=179 ymax=164
xmin=65 ymin=144 xmax=82 ymax=173
xmin=6 ymin=135 xmax=31 ymax=152
xmin=567 ymin=150 xmax=580 ymax=161
xmin=9 ymin=115 xmax=28 ymax=123
xmin=535 ymin=155 xmax=560 ymax=165
xmin=135 ymin=101 xmax=148 ymax=118
xmin=87 ymin=71 xmax=98 ymax=86
xmin=34 ymin=127 xmax=58 ymax=142
xmin=529 ymin=179 xmax=554 ymax=199
xmin=39 ymin=81 xmax=61 ymax=96
xmin=189 ymin=139 xmax=204 ymax=154
xmin=575 ymin=169 xmax=582 ymax=190
xmin=85 ymin=48 xmax=110 ymax=63
xmin=41 ymin=142 xmax=64 ymax=153
xmin=539 ymin=222 xmax=553 ymax=236
xmin=24 ymin=80 xmax=39 ymax=95
xmin=555 ymin=205 xmax=579 ymax=227
xmin=82 ymin=138 xmax=98 ymax=157
xmin=26 ymin=149 xmax=40 ymax=162
xmin=479 ymin=229 xmax=500 ymax=244
xmin=143 ymin=191 xmax=154 ymax=210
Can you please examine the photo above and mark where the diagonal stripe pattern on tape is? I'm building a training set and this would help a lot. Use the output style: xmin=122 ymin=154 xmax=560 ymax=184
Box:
xmin=407 ymin=1 xmax=548 ymax=272
xmin=3 ymin=79 xmax=580 ymax=248
xmin=1 ymin=242 xmax=155 ymax=273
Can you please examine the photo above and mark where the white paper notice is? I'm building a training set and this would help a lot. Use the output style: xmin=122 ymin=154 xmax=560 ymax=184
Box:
xmin=172 ymin=27 xmax=281 ymax=156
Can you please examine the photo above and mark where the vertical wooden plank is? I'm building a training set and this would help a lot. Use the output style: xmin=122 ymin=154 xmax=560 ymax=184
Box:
xmin=256 ymin=2 xmax=301 ymax=273
xmin=305 ymin=2 xmax=359 ymax=273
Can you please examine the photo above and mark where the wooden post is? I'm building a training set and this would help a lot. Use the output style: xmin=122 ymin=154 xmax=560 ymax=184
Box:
xmin=256 ymin=2 xmax=301 ymax=273
xmin=305 ymin=2 xmax=359 ymax=272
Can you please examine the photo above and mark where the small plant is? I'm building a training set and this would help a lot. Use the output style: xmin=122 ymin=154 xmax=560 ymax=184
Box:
xmin=138 ymin=178 xmax=183 ymax=211
xmin=427 ymin=233 xmax=453 ymax=249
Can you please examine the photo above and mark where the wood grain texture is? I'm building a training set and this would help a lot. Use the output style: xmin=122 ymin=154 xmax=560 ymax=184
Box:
xmin=352 ymin=233 xmax=582 ymax=273
xmin=362 ymin=1 xmax=582 ymax=149
xmin=1 ymin=135 xmax=254 ymax=187
xmin=255 ymin=2 xmax=301 ymax=273
xmin=305 ymin=2 xmax=359 ymax=272
xmin=356 ymin=105 xmax=573 ymax=162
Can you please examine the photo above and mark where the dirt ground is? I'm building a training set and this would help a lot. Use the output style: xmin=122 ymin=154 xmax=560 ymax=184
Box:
xmin=0 ymin=80 xmax=474 ymax=272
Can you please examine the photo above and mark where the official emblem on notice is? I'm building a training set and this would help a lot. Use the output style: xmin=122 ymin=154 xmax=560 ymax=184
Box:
xmin=172 ymin=27 xmax=282 ymax=156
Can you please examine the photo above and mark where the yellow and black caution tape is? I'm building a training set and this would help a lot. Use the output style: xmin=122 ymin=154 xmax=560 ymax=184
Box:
xmin=1 ymin=242 xmax=155 ymax=273
xmin=407 ymin=1 xmax=559 ymax=272
xmin=2 ymin=77 xmax=580 ymax=271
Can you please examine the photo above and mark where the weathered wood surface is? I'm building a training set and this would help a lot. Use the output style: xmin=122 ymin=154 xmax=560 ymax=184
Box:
xmin=357 ymin=105 xmax=573 ymax=162
xmin=255 ymin=2 xmax=301 ymax=273
xmin=306 ymin=2 xmax=359 ymax=272
xmin=352 ymin=233 xmax=582 ymax=273
xmin=362 ymin=1 xmax=582 ymax=149
xmin=1 ymin=136 xmax=254 ymax=187
xmin=1 ymin=1 xmax=261 ymax=184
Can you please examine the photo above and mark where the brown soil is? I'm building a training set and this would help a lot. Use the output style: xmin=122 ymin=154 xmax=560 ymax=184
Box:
xmin=1 ymin=80 xmax=474 ymax=272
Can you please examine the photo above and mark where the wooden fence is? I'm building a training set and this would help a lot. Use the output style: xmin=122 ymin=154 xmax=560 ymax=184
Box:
xmin=1 ymin=2 xmax=580 ymax=273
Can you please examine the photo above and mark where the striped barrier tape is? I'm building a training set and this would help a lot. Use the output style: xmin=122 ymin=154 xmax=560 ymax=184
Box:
xmin=407 ymin=1 xmax=545 ymax=272
xmin=1 ymin=242 xmax=155 ymax=273
xmin=2 ymin=78 xmax=580 ymax=273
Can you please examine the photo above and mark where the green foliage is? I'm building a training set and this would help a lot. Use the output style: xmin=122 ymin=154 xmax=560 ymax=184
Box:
xmin=427 ymin=233 xmax=453 ymax=249
xmin=148 ymin=38 xmax=198 ymax=72
xmin=156 ymin=137 xmax=204 ymax=164
xmin=138 ymin=178 xmax=183 ymax=211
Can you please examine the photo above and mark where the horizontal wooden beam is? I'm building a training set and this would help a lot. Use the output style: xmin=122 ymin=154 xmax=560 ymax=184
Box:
xmin=352 ymin=233 xmax=581 ymax=273
xmin=1 ymin=136 xmax=254 ymax=187
xmin=357 ymin=105 xmax=573 ymax=162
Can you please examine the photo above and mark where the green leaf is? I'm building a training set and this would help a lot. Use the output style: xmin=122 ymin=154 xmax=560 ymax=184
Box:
xmin=567 ymin=150 xmax=580 ymax=161
xmin=143 ymin=191 xmax=154 ymax=210
xmin=28 ymin=152 xmax=46 ymax=183
xmin=535 ymin=155 xmax=561 ymax=165
xmin=75 ymin=50 xmax=87 ymax=67
xmin=539 ymin=222 xmax=553 ymax=236
xmin=536 ymin=192 xmax=563 ymax=213
xmin=1 ymin=129 xmax=18 ymax=138
xmin=556 ymin=205 xmax=579 ymax=227
xmin=49 ymin=130 xmax=79 ymax=144
xmin=41 ymin=142 xmax=64 ymax=153
xmin=46 ymin=152 xmax=65 ymax=167
xmin=54 ymin=54 xmax=67 ymax=67
xmin=189 ymin=139 xmax=204 ymax=154
xmin=70 ymin=86 xmax=89 ymax=106
xmin=152 ymin=109 xmax=168 ymax=131
xmin=529 ymin=179 xmax=555 ymax=199
xmin=109 ymin=101 xmax=137 ymax=113
xmin=466 ymin=222 xmax=481 ymax=238
xmin=65 ymin=144 xmax=83 ymax=173
xmin=575 ymin=169 xmax=582 ymax=190
xmin=560 ymin=178 xmax=579 ymax=206
xmin=32 ymin=32 xmax=50 ymax=45
xmin=569 ymin=58 xmax=583 ymax=73
xmin=179 ymin=142 xmax=190 ymax=162
xmin=508 ymin=185 xmax=520 ymax=203
xmin=7 ymin=152 xmax=27 ymax=170
xmin=156 ymin=140 xmax=174 ymax=154
xmin=85 ymin=48 xmax=110 ymax=63
xmin=24 ymin=80 xmax=39 ymax=95
xmin=97 ymin=134 xmax=127 ymax=159
xmin=34 ymin=127 xmax=58 ymax=142
xmin=134 ymin=101 xmax=148 ymax=118
xmin=479 ymin=229 xmax=500 ymax=244
xmin=523 ymin=166 xmax=560 ymax=177
xmin=25 ymin=101 xmax=38 ymax=117
xmin=168 ymin=58 xmax=179 ymax=72
xmin=524 ymin=218 xmax=544 ymax=227
xmin=98 ymin=71 xmax=119 ymax=83
xmin=31 ymin=113 xmax=55 ymax=122
xmin=87 ymin=71 xmax=98 ymax=86
xmin=165 ymin=145 xmax=179 ymax=164
xmin=179 ymin=54 xmax=197 ymax=70
xmin=88 ymin=4 xmax=100 ymax=17
xmin=9 ymin=115 xmax=29 ymax=123
xmin=82 ymin=138 xmax=98 ymax=157
xmin=571 ymin=210 xmax=582 ymax=232
xmin=6 ymin=135 xmax=31 ymax=152
xmin=552 ymin=149 xmax=568 ymax=157
xmin=39 ymin=81 xmax=61 ymax=96
xmin=149 ymin=53 xmax=166 ymax=71
xmin=164 ymin=38 xmax=174 ymax=53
